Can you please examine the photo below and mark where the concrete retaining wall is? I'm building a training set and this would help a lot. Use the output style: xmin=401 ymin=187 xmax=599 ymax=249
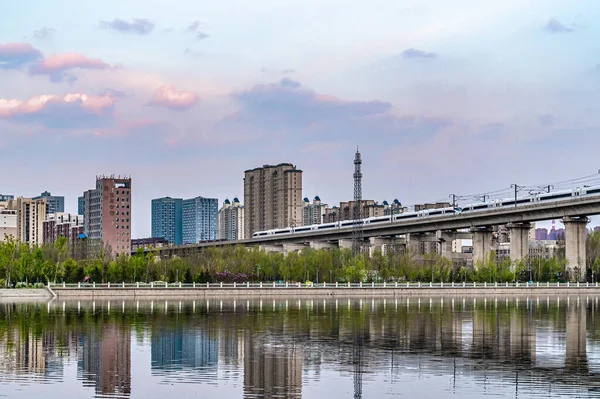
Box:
xmin=52 ymin=287 xmax=600 ymax=300
xmin=0 ymin=289 xmax=52 ymax=299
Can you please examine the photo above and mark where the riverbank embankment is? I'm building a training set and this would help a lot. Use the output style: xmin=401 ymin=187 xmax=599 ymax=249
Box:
xmin=0 ymin=288 xmax=53 ymax=300
xmin=49 ymin=284 xmax=600 ymax=300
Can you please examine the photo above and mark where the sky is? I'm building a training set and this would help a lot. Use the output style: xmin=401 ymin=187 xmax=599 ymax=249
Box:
xmin=2 ymin=0 xmax=600 ymax=238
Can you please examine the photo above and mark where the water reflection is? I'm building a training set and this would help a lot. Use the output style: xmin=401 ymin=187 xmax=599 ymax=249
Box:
xmin=0 ymin=296 xmax=599 ymax=398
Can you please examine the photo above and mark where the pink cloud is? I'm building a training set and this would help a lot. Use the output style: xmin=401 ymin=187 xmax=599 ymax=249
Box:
xmin=149 ymin=85 xmax=199 ymax=110
xmin=0 ymin=93 xmax=116 ymax=128
xmin=0 ymin=93 xmax=114 ymax=117
xmin=0 ymin=42 xmax=43 ymax=69
xmin=28 ymin=52 xmax=114 ymax=83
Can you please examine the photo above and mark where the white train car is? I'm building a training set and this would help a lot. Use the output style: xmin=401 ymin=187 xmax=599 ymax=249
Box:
xmin=251 ymin=185 xmax=600 ymax=239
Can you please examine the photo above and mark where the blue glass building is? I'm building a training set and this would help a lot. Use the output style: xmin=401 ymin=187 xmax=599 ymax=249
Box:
xmin=151 ymin=197 xmax=183 ymax=246
xmin=78 ymin=196 xmax=85 ymax=216
xmin=33 ymin=191 xmax=64 ymax=215
xmin=182 ymin=196 xmax=218 ymax=244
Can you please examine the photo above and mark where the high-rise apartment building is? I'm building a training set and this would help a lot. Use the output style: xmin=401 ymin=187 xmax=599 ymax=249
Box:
xmin=33 ymin=191 xmax=64 ymax=215
xmin=6 ymin=197 xmax=47 ymax=246
xmin=302 ymin=196 xmax=327 ymax=226
xmin=182 ymin=196 xmax=218 ymax=244
xmin=83 ymin=176 xmax=132 ymax=256
xmin=383 ymin=199 xmax=405 ymax=216
xmin=218 ymin=198 xmax=245 ymax=241
xmin=243 ymin=163 xmax=303 ymax=238
xmin=151 ymin=197 xmax=183 ymax=245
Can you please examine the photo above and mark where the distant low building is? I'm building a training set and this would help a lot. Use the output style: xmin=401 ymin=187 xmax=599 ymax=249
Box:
xmin=495 ymin=240 xmax=560 ymax=262
xmin=323 ymin=200 xmax=378 ymax=223
xmin=131 ymin=237 xmax=169 ymax=251
xmin=414 ymin=202 xmax=451 ymax=211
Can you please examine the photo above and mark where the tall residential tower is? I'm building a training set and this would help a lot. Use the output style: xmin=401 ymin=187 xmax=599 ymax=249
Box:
xmin=151 ymin=197 xmax=183 ymax=245
xmin=83 ymin=175 xmax=132 ymax=256
xmin=182 ymin=196 xmax=218 ymax=244
xmin=243 ymin=163 xmax=303 ymax=238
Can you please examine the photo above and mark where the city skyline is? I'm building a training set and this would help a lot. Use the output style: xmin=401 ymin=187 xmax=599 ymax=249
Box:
xmin=2 ymin=1 xmax=600 ymax=238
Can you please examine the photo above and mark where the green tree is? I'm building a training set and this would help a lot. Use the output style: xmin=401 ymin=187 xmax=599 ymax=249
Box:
xmin=53 ymin=235 xmax=69 ymax=283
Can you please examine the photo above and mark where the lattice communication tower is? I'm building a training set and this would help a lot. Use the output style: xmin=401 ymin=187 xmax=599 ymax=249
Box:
xmin=352 ymin=148 xmax=363 ymax=255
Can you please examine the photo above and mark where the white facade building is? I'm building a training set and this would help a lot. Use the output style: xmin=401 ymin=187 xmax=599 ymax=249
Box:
xmin=0 ymin=207 xmax=17 ymax=242
xmin=218 ymin=198 xmax=245 ymax=241
xmin=302 ymin=196 xmax=327 ymax=226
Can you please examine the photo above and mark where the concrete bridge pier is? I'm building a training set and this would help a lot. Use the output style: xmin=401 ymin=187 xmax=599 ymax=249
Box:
xmin=507 ymin=222 xmax=532 ymax=264
xmin=338 ymin=239 xmax=354 ymax=251
xmin=436 ymin=230 xmax=473 ymax=260
xmin=407 ymin=233 xmax=439 ymax=256
xmin=563 ymin=216 xmax=589 ymax=282
xmin=283 ymin=243 xmax=309 ymax=255
xmin=310 ymin=241 xmax=338 ymax=250
xmin=369 ymin=237 xmax=392 ymax=256
xmin=471 ymin=226 xmax=493 ymax=267
xmin=259 ymin=244 xmax=284 ymax=253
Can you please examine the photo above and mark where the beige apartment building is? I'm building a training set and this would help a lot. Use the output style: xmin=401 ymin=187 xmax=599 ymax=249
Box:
xmin=244 ymin=163 xmax=303 ymax=238
xmin=3 ymin=197 xmax=47 ymax=246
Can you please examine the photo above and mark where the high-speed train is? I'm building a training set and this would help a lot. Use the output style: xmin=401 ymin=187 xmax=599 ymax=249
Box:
xmin=251 ymin=185 xmax=600 ymax=238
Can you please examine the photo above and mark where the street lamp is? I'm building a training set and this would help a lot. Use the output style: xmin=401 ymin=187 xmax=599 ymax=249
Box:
xmin=330 ymin=269 xmax=333 ymax=284
xmin=316 ymin=268 xmax=319 ymax=284
xmin=256 ymin=265 xmax=261 ymax=281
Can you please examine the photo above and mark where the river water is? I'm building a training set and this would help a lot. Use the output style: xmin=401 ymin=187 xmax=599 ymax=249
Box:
xmin=0 ymin=296 xmax=597 ymax=398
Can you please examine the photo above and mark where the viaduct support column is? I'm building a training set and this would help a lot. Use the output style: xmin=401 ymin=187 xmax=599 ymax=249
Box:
xmin=506 ymin=222 xmax=531 ymax=263
xmin=259 ymin=244 xmax=284 ymax=253
xmin=563 ymin=216 xmax=589 ymax=282
xmin=470 ymin=227 xmax=493 ymax=268
xmin=283 ymin=243 xmax=309 ymax=255
xmin=369 ymin=237 xmax=391 ymax=256
xmin=436 ymin=230 xmax=472 ymax=261
xmin=338 ymin=239 xmax=354 ymax=251
xmin=310 ymin=241 xmax=338 ymax=250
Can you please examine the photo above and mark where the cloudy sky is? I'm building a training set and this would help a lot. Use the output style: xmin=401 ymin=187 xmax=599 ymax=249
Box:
xmin=2 ymin=0 xmax=600 ymax=237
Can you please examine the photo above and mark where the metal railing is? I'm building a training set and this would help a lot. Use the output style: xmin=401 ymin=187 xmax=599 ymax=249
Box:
xmin=48 ymin=281 xmax=600 ymax=289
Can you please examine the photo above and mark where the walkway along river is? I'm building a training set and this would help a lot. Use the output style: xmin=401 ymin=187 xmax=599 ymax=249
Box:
xmin=43 ymin=281 xmax=600 ymax=299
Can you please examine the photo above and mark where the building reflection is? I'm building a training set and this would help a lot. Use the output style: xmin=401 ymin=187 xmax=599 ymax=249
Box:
xmin=0 ymin=297 xmax=599 ymax=396
xmin=243 ymin=331 xmax=303 ymax=398
xmin=79 ymin=322 xmax=131 ymax=397
xmin=150 ymin=323 xmax=219 ymax=382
